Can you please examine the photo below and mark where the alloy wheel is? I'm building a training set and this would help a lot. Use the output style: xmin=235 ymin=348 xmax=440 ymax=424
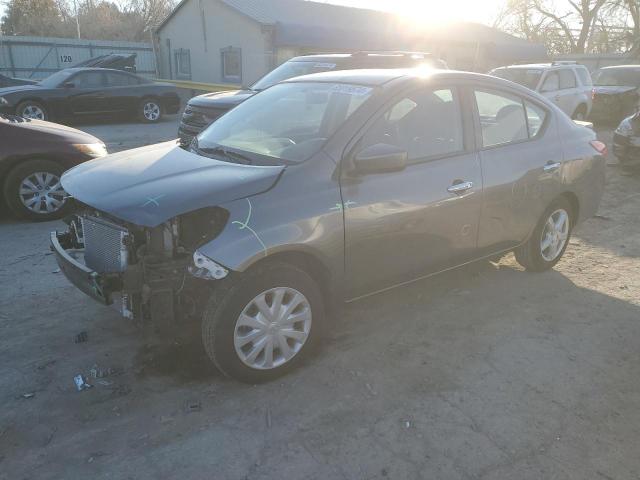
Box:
xmin=143 ymin=102 xmax=161 ymax=121
xmin=19 ymin=171 xmax=67 ymax=214
xmin=540 ymin=208 xmax=569 ymax=262
xmin=234 ymin=287 xmax=312 ymax=370
xmin=22 ymin=105 xmax=45 ymax=120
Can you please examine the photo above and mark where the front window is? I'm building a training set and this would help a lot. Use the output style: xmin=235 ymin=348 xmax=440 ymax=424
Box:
xmin=38 ymin=69 xmax=74 ymax=88
xmin=491 ymin=68 xmax=543 ymax=90
xmin=251 ymin=61 xmax=338 ymax=91
xmin=196 ymin=82 xmax=373 ymax=164
xmin=592 ymin=68 xmax=640 ymax=87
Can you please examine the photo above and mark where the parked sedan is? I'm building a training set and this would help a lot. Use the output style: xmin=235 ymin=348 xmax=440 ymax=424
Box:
xmin=1 ymin=114 xmax=106 ymax=220
xmin=51 ymin=70 xmax=606 ymax=383
xmin=0 ymin=68 xmax=180 ymax=123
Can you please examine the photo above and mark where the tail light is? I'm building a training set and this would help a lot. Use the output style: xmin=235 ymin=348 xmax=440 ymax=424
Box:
xmin=590 ymin=140 xmax=607 ymax=156
xmin=591 ymin=88 xmax=596 ymax=100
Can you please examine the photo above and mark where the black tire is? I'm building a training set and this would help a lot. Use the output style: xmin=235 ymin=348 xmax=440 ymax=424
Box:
xmin=16 ymin=100 xmax=48 ymax=121
xmin=3 ymin=159 xmax=73 ymax=221
xmin=571 ymin=104 xmax=587 ymax=121
xmin=138 ymin=98 xmax=162 ymax=123
xmin=514 ymin=197 xmax=574 ymax=272
xmin=202 ymin=262 xmax=325 ymax=383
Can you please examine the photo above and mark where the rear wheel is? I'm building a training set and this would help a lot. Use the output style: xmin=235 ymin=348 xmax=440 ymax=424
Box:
xmin=571 ymin=105 xmax=587 ymax=121
xmin=202 ymin=262 xmax=324 ymax=383
xmin=3 ymin=159 xmax=73 ymax=220
xmin=16 ymin=100 xmax=48 ymax=121
xmin=515 ymin=198 xmax=573 ymax=272
xmin=139 ymin=99 xmax=162 ymax=123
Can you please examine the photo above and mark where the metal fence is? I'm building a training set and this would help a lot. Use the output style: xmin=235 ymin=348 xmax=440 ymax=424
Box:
xmin=0 ymin=35 xmax=157 ymax=80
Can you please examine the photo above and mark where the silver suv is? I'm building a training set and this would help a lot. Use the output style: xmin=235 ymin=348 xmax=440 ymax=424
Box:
xmin=490 ymin=62 xmax=593 ymax=120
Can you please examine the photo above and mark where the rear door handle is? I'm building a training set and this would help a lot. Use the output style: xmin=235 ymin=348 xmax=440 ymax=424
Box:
xmin=543 ymin=162 xmax=561 ymax=173
xmin=447 ymin=181 xmax=474 ymax=194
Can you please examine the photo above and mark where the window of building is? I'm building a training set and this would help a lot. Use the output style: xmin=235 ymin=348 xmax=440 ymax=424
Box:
xmin=360 ymin=87 xmax=463 ymax=161
xmin=175 ymin=48 xmax=191 ymax=79
xmin=474 ymin=90 xmax=528 ymax=147
xmin=221 ymin=46 xmax=242 ymax=83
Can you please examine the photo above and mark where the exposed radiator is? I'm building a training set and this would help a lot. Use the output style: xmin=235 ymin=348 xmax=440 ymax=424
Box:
xmin=80 ymin=215 xmax=129 ymax=273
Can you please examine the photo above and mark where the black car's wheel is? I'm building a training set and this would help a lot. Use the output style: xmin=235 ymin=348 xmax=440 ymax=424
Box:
xmin=515 ymin=197 xmax=573 ymax=272
xmin=3 ymin=159 xmax=73 ymax=221
xmin=202 ymin=262 xmax=324 ymax=383
xmin=139 ymin=98 xmax=162 ymax=123
xmin=16 ymin=100 xmax=48 ymax=121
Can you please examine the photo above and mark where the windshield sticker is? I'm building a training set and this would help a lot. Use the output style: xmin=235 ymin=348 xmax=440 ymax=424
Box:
xmin=314 ymin=63 xmax=337 ymax=69
xmin=331 ymin=85 xmax=372 ymax=96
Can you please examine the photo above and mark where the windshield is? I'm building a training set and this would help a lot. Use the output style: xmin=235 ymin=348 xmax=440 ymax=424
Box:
xmin=491 ymin=68 xmax=543 ymax=90
xmin=592 ymin=68 xmax=640 ymax=87
xmin=251 ymin=61 xmax=338 ymax=91
xmin=197 ymin=82 xmax=373 ymax=164
xmin=38 ymin=70 xmax=74 ymax=88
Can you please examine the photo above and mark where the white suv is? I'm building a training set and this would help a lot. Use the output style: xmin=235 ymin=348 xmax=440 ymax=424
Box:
xmin=490 ymin=62 xmax=593 ymax=120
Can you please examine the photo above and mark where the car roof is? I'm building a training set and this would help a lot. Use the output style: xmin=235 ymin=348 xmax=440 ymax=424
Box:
xmin=61 ymin=67 xmax=138 ymax=74
xmin=289 ymin=52 xmax=435 ymax=63
xmin=283 ymin=68 xmax=521 ymax=88
xmin=496 ymin=63 xmax=585 ymax=70
xmin=599 ymin=65 xmax=640 ymax=70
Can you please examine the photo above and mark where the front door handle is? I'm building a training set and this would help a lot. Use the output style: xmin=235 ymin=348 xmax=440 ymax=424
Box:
xmin=543 ymin=161 xmax=561 ymax=173
xmin=447 ymin=180 xmax=474 ymax=194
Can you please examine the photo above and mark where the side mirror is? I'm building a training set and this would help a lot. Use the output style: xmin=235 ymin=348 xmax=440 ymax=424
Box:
xmin=62 ymin=82 xmax=75 ymax=89
xmin=353 ymin=143 xmax=407 ymax=174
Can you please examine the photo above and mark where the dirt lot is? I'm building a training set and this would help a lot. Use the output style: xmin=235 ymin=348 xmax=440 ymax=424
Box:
xmin=1 ymin=125 xmax=639 ymax=480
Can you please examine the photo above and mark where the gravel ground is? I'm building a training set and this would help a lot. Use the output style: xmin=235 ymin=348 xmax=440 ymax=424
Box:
xmin=0 ymin=126 xmax=639 ymax=479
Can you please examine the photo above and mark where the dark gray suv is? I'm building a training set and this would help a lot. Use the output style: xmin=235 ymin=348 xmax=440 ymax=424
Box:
xmin=52 ymin=70 xmax=606 ymax=383
xmin=178 ymin=51 xmax=447 ymax=146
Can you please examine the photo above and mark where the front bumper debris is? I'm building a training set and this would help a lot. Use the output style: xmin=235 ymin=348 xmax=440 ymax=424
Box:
xmin=50 ymin=231 xmax=119 ymax=305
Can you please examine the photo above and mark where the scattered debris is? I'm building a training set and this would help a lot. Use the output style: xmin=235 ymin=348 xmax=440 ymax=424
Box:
xmin=73 ymin=374 xmax=92 ymax=391
xmin=160 ymin=415 xmax=174 ymax=424
xmin=184 ymin=400 xmax=202 ymax=413
xmin=89 ymin=364 xmax=123 ymax=378
xmin=74 ymin=331 xmax=88 ymax=344
xmin=404 ymin=421 xmax=411 ymax=429
xmin=593 ymin=214 xmax=612 ymax=221
xmin=96 ymin=380 xmax=112 ymax=386
xmin=365 ymin=383 xmax=377 ymax=397
xmin=21 ymin=392 xmax=35 ymax=399
xmin=52 ymin=268 xmax=61 ymax=274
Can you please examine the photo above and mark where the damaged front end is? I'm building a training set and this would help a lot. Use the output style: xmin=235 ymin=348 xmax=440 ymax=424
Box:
xmin=51 ymin=206 xmax=230 ymax=334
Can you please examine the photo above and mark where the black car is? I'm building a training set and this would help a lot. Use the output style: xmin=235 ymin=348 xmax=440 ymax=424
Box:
xmin=1 ymin=114 xmax=107 ymax=220
xmin=0 ymin=73 xmax=37 ymax=88
xmin=612 ymin=112 xmax=640 ymax=166
xmin=178 ymin=51 xmax=447 ymax=146
xmin=590 ymin=65 xmax=640 ymax=123
xmin=0 ymin=68 xmax=180 ymax=123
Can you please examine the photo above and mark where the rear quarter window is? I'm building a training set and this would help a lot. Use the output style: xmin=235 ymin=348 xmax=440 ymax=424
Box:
xmin=575 ymin=67 xmax=592 ymax=86
xmin=558 ymin=69 xmax=577 ymax=89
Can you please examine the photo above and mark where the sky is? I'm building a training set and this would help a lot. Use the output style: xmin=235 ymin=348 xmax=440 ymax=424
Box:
xmin=317 ymin=0 xmax=505 ymax=25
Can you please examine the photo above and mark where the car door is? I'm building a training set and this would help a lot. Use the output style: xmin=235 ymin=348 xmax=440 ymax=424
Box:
xmin=341 ymin=85 xmax=483 ymax=298
xmin=472 ymin=88 xmax=563 ymax=256
xmin=67 ymin=71 xmax=107 ymax=115
xmin=103 ymin=71 xmax=139 ymax=114
xmin=556 ymin=68 xmax=580 ymax=115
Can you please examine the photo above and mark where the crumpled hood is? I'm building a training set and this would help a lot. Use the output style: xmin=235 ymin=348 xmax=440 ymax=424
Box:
xmin=188 ymin=89 xmax=255 ymax=109
xmin=62 ymin=141 xmax=284 ymax=227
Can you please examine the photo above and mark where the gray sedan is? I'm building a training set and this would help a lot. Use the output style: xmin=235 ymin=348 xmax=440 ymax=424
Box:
xmin=51 ymin=70 xmax=607 ymax=383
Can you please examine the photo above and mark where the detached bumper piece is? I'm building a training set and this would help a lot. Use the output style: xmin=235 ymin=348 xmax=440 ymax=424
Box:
xmin=50 ymin=231 xmax=121 ymax=305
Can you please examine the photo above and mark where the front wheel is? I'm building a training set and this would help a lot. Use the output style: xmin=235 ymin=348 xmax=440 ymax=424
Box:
xmin=139 ymin=99 xmax=162 ymax=123
xmin=515 ymin=198 xmax=573 ymax=272
xmin=3 ymin=159 xmax=73 ymax=220
xmin=16 ymin=100 xmax=48 ymax=121
xmin=202 ymin=263 xmax=324 ymax=383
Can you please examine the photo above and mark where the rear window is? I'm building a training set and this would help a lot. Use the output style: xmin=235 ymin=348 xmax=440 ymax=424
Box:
xmin=251 ymin=61 xmax=338 ymax=91
xmin=575 ymin=67 xmax=592 ymax=86
xmin=592 ymin=68 xmax=640 ymax=87
xmin=491 ymin=68 xmax=542 ymax=90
